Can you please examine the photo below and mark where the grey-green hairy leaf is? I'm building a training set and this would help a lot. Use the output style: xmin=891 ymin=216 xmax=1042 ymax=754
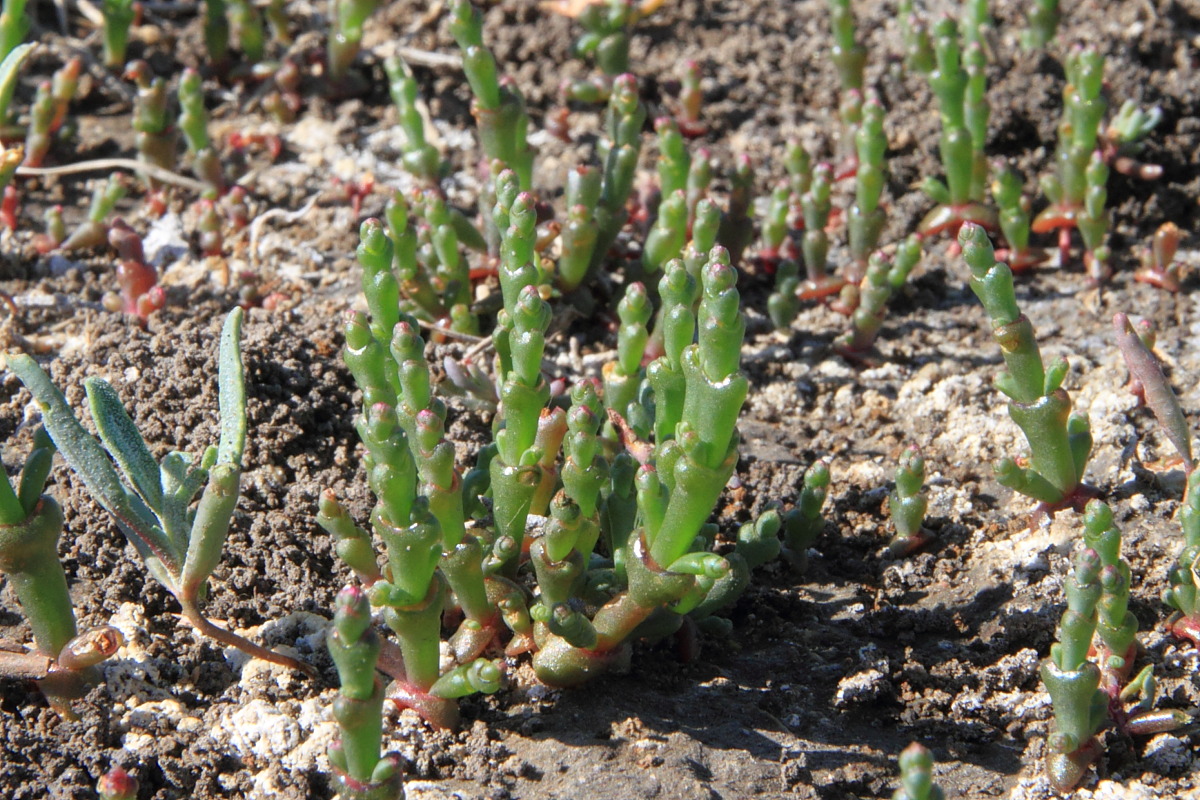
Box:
xmin=217 ymin=308 xmax=246 ymax=467
xmin=86 ymin=377 xmax=164 ymax=512
xmin=6 ymin=354 xmax=179 ymax=574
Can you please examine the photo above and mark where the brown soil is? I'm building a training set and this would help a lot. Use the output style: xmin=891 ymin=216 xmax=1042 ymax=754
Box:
xmin=2 ymin=1 xmax=1199 ymax=799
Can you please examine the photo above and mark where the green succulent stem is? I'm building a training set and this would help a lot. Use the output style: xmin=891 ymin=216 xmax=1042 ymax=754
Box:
xmin=959 ymin=224 xmax=1091 ymax=506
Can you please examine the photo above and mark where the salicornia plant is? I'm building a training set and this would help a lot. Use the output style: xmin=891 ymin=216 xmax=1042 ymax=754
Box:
xmin=1166 ymin=468 xmax=1200 ymax=649
xmin=1042 ymin=502 xmax=1190 ymax=791
xmin=561 ymin=0 xmax=658 ymax=103
xmin=886 ymin=444 xmax=930 ymax=556
xmin=991 ymin=163 xmax=1044 ymax=272
xmin=127 ymin=61 xmax=177 ymax=186
xmin=384 ymin=56 xmax=443 ymax=185
xmin=1032 ymin=46 xmax=1109 ymax=280
xmin=1041 ymin=547 xmax=1106 ymax=792
xmin=1134 ymin=221 xmax=1184 ymax=292
xmin=101 ymin=0 xmax=136 ymax=69
xmin=449 ymin=0 xmax=534 ymax=190
xmin=835 ymin=235 xmax=922 ymax=360
xmin=919 ymin=16 xmax=996 ymax=238
xmin=179 ymin=68 xmax=223 ymax=196
xmin=326 ymin=585 xmax=402 ymax=800
xmin=959 ymin=223 xmax=1092 ymax=517
xmin=892 ymin=742 xmax=944 ymax=800
xmin=7 ymin=309 xmax=311 ymax=674
xmin=328 ymin=0 xmax=379 ymax=83
xmin=1021 ymin=0 xmax=1060 ymax=50
xmin=59 ymin=172 xmax=127 ymax=251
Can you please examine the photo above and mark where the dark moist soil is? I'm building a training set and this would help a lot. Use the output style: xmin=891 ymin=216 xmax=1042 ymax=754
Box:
xmin=2 ymin=1 xmax=1200 ymax=798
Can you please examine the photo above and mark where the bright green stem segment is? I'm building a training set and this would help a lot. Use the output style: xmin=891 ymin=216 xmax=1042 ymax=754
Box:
xmin=1040 ymin=549 xmax=1106 ymax=792
xmin=328 ymin=586 xmax=385 ymax=784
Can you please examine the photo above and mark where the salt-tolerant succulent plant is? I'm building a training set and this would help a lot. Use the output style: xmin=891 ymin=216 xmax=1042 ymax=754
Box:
xmin=560 ymin=0 xmax=659 ymax=103
xmin=892 ymin=742 xmax=944 ymax=800
xmin=1041 ymin=546 xmax=1107 ymax=792
xmin=1042 ymin=502 xmax=1191 ymax=792
xmin=959 ymin=223 xmax=1092 ymax=517
xmin=59 ymin=173 xmax=127 ymax=251
xmin=226 ymin=0 xmax=265 ymax=64
xmin=449 ymin=0 xmax=535 ymax=190
xmin=105 ymin=218 xmax=166 ymax=323
xmin=8 ymin=309 xmax=311 ymax=675
xmin=101 ymin=0 xmax=136 ymax=69
xmin=845 ymin=97 xmax=888 ymax=283
xmin=1166 ymin=469 xmax=1200 ymax=649
xmin=919 ymin=16 xmax=996 ymax=237
xmin=384 ymin=56 xmax=443 ymax=185
xmin=835 ymin=236 xmax=922 ymax=359
xmin=1032 ymin=46 xmax=1111 ymax=280
xmin=1021 ymin=0 xmax=1060 ymax=50
xmin=179 ymin=68 xmax=223 ymax=196
xmin=127 ymin=61 xmax=177 ymax=185
xmin=991 ymin=163 xmax=1044 ymax=272
xmin=1134 ymin=222 xmax=1185 ymax=292
xmin=327 ymin=585 xmax=403 ymax=800
xmin=898 ymin=0 xmax=933 ymax=74
xmin=886 ymin=444 xmax=930 ymax=556
xmin=328 ymin=0 xmax=379 ymax=82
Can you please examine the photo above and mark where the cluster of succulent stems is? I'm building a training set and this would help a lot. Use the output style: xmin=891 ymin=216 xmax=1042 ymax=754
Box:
xmin=1041 ymin=501 xmax=1189 ymax=791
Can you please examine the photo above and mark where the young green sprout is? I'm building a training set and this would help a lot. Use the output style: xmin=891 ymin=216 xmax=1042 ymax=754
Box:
xmin=1042 ymin=503 xmax=1190 ymax=792
xmin=892 ymin=742 xmax=944 ymax=800
xmin=835 ymin=237 xmax=922 ymax=360
xmin=1041 ymin=547 xmax=1106 ymax=792
xmin=1021 ymin=0 xmax=1060 ymax=50
xmin=919 ymin=16 xmax=996 ymax=238
xmin=887 ymin=445 xmax=930 ymax=556
xmin=1134 ymin=222 xmax=1185 ymax=292
xmin=8 ymin=309 xmax=311 ymax=676
xmin=1166 ymin=469 xmax=1200 ymax=649
xmin=101 ymin=0 xmax=136 ymax=69
xmin=991 ymin=164 xmax=1044 ymax=272
xmin=328 ymin=0 xmax=379 ymax=83
xmin=1032 ymin=46 xmax=1111 ymax=280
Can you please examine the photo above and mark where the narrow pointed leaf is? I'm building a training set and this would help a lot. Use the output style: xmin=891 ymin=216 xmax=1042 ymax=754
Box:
xmin=1114 ymin=313 xmax=1193 ymax=471
xmin=0 ymin=44 xmax=34 ymax=122
xmin=86 ymin=378 xmax=164 ymax=511
xmin=217 ymin=308 xmax=247 ymax=467
xmin=7 ymin=354 xmax=179 ymax=575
